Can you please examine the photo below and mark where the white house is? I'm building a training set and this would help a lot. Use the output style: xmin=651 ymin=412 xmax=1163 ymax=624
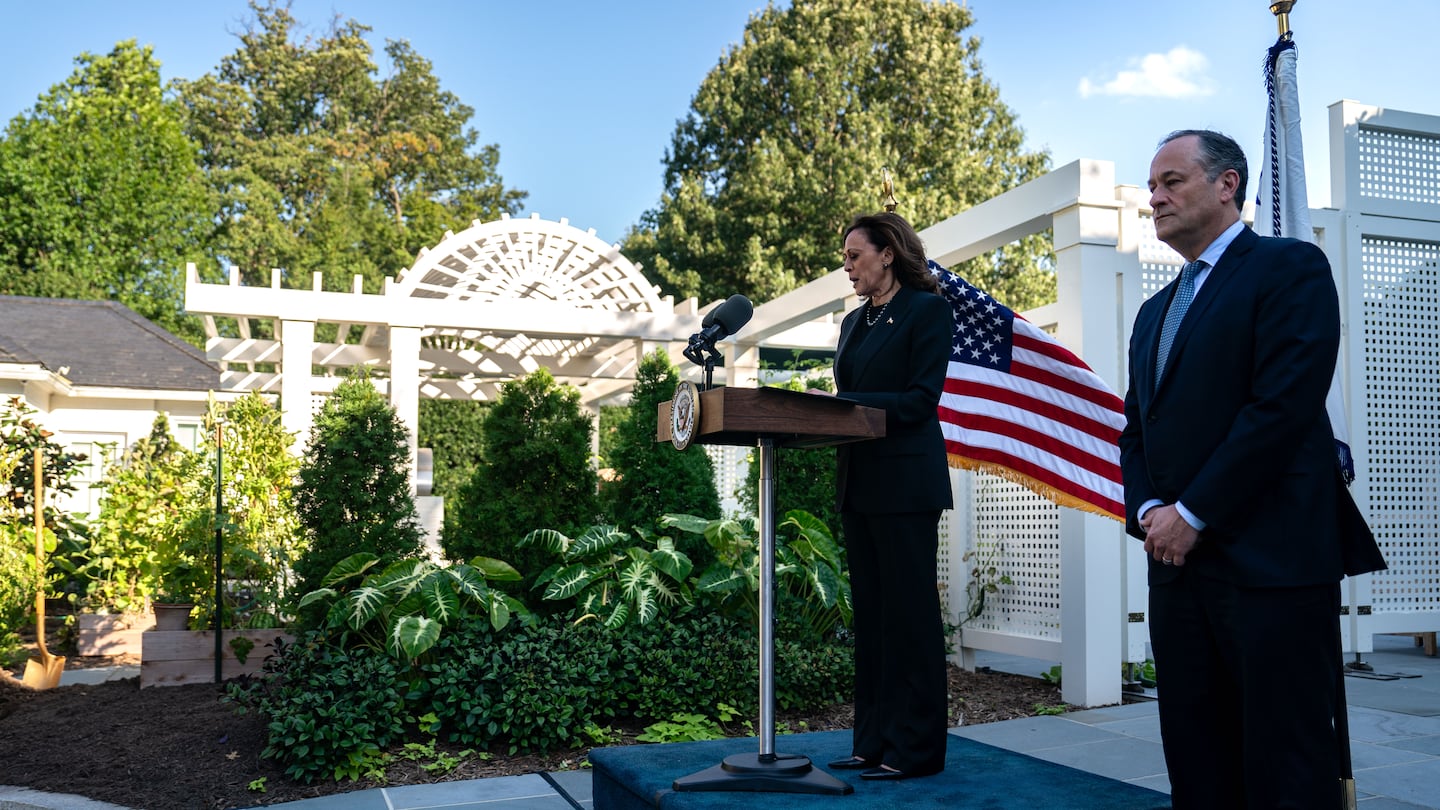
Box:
xmin=0 ymin=295 xmax=234 ymax=515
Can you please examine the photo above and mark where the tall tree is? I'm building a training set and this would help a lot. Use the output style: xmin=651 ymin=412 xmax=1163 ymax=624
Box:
xmin=0 ymin=41 xmax=209 ymax=341
xmin=624 ymin=0 xmax=1054 ymax=310
xmin=176 ymin=1 xmax=526 ymax=292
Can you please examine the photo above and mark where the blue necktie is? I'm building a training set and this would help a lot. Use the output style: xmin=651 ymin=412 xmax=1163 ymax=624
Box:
xmin=1155 ymin=261 xmax=1202 ymax=388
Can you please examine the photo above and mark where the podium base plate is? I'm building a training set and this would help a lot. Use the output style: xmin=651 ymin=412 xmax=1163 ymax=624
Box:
xmin=672 ymin=752 xmax=853 ymax=794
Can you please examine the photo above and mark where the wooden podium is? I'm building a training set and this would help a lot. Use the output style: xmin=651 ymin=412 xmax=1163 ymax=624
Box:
xmin=658 ymin=387 xmax=884 ymax=795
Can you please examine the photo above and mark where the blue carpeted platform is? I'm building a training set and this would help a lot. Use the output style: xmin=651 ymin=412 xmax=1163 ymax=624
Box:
xmin=590 ymin=730 xmax=1171 ymax=809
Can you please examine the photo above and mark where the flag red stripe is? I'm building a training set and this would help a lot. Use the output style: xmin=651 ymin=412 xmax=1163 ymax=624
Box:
xmin=940 ymin=407 xmax=1122 ymax=481
xmin=1012 ymin=334 xmax=1125 ymax=411
xmin=944 ymin=378 xmax=1122 ymax=445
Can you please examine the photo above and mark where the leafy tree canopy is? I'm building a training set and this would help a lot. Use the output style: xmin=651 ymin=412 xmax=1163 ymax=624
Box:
xmin=0 ymin=40 xmax=209 ymax=341
xmin=624 ymin=0 xmax=1054 ymax=310
xmin=175 ymin=0 xmax=527 ymax=293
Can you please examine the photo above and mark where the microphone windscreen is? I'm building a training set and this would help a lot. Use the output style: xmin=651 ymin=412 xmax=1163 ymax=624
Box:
xmin=712 ymin=294 xmax=753 ymax=334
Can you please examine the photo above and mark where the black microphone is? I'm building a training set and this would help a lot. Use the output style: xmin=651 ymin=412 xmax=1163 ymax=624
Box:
xmin=691 ymin=294 xmax=753 ymax=346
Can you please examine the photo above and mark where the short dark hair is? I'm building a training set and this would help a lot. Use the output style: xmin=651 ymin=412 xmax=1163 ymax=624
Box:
xmin=843 ymin=212 xmax=939 ymax=294
xmin=1160 ymin=129 xmax=1248 ymax=212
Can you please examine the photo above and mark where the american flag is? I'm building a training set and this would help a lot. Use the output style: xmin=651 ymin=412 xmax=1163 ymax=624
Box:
xmin=929 ymin=260 xmax=1126 ymax=521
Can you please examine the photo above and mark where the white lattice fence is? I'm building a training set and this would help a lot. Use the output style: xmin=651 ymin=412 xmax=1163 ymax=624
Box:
xmin=955 ymin=473 xmax=1062 ymax=641
xmin=1359 ymin=236 xmax=1440 ymax=622
xmin=1332 ymin=102 xmax=1440 ymax=645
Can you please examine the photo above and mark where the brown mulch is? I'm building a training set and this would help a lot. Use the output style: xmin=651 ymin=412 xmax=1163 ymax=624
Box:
xmin=0 ymin=657 xmax=1068 ymax=810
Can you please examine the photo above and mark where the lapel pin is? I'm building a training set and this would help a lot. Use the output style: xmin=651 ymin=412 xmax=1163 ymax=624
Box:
xmin=887 ymin=317 xmax=894 ymax=324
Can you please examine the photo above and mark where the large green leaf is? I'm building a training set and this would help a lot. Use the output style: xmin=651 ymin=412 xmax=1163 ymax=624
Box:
xmin=366 ymin=559 xmax=432 ymax=601
xmin=488 ymin=596 xmax=512 ymax=631
xmin=782 ymin=510 xmax=843 ymax=568
xmin=390 ymin=615 xmax=441 ymax=659
xmin=343 ymin=586 xmax=387 ymax=630
xmin=445 ymin=565 xmax=491 ymax=603
xmin=296 ymin=587 xmax=337 ymax=610
xmin=417 ymin=573 xmax=460 ymax=625
xmin=543 ymin=563 xmax=598 ymax=601
xmin=658 ymin=514 xmax=711 ymax=535
xmin=807 ymin=560 xmax=841 ymax=608
xmin=517 ymin=529 xmax=571 ymax=554
xmin=695 ymin=563 xmax=747 ymax=593
xmin=320 ymin=552 xmax=381 ymax=588
xmin=648 ymin=539 xmax=693 ymax=582
xmin=603 ymin=600 xmax=631 ymax=629
xmin=571 ymin=525 xmax=628 ymax=558
xmin=468 ymin=555 xmax=522 ymax=582
xmin=616 ymin=558 xmax=651 ymax=600
xmin=648 ymin=574 xmax=687 ymax=607
xmin=631 ymin=586 xmax=657 ymax=625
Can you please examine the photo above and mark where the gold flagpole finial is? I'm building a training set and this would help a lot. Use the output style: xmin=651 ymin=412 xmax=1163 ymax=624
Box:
xmin=881 ymin=168 xmax=899 ymax=212
xmin=1270 ymin=0 xmax=1296 ymax=38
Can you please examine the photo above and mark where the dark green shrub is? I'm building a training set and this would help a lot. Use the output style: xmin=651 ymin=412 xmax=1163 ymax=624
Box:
xmin=599 ymin=349 xmax=720 ymax=567
xmin=773 ymin=630 xmax=855 ymax=712
xmin=227 ymin=633 xmax=408 ymax=783
xmin=611 ymin=610 xmax=758 ymax=721
xmin=421 ymin=619 xmax=616 ymax=754
xmin=293 ymin=373 xmax=423 ymax=596
xmin=444 ymin=368 xmax=599 ymax=589
xmin=2 ymin=396 xmax=90 ymax=607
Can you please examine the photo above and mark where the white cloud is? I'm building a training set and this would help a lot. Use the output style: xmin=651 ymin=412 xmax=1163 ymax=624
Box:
xmin=1078 ymin=46 xmax=1216 ymax=99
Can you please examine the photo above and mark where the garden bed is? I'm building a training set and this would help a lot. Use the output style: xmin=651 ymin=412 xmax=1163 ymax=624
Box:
xmin=140 ymin=629 xmax=294 ymax=688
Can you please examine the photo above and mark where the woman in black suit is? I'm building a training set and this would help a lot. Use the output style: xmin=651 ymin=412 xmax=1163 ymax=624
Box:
xmin=820 ymin=212 xmax=954 ymax=780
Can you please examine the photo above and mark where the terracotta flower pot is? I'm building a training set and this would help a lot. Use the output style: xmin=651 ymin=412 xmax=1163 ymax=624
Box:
xmin=152 ymin=603 xmax=194 ymax=632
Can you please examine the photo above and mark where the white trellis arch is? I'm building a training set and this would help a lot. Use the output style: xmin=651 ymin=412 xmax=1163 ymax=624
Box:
xmin=183 ymin=214 xmax=757 ymax=473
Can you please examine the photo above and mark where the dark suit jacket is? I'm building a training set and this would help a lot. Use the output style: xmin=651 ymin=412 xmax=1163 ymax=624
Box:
xmin=834 ymin=285 xmax=954 ymax=515
xmin=1119 ymin=227 xmax=1384 ymax=587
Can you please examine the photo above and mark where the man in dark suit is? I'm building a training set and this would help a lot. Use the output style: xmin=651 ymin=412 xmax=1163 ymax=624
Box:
xmin=1120 ymin=130 xmax=1384 ymax=808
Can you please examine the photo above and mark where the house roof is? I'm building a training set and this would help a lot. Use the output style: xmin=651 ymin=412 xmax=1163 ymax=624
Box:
xmin=0 ymin=296 xmax=220 ymax=391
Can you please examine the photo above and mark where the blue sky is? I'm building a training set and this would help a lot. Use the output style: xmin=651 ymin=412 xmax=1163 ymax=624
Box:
xmin=3 ymin=0 xmax=1437 ymax=247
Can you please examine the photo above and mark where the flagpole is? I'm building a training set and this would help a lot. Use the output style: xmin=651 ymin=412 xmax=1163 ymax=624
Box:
xmin=1267 ymin=5 xmax=1356 ymax=805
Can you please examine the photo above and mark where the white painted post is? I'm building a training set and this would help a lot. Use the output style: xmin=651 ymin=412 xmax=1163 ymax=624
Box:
xmin=1052 ymin=162 xmax=1130 ymax=707
xmin=387 ymin=325 xmax=423 ymax=494
xmin=279 ymin=319 xmax=315 ymax=456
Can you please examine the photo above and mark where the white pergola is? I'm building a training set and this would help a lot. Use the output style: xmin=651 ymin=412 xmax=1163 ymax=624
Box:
xmin=184 ymin=212 xmax=855 ymax=472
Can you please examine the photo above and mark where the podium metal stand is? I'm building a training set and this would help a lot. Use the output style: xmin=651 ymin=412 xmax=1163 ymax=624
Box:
xmin=658 ymin=387 xmax=884 ymax=795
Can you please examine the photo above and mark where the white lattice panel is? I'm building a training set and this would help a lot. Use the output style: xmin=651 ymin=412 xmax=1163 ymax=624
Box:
xmin=959 ymin=472 xmax=1062 ymax=640
xmin=1138 ymin=212 xmax=1184 ymax=299
xmin=707 ymin=444 xmax=748 ymax=520
xmin=1360 ymin=236 xmax=1440 ymax=616
xmin=1358 ymin=129 xmax=1440 ymax=206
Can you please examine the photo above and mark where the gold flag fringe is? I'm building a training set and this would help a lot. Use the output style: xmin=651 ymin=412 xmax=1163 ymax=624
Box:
xmin=947 ymin=453 xmax=1125 ymax=523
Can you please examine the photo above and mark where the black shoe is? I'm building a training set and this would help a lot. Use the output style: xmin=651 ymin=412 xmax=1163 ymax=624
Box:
xmin=860 ymin=766 xmax=907 ymax=780
xmin=827 ymin=756 xmax=873 ymax=770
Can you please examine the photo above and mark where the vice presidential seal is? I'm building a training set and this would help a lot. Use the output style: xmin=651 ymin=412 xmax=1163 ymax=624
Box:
xmin=670 ymin=380 xmax=700 ymax=450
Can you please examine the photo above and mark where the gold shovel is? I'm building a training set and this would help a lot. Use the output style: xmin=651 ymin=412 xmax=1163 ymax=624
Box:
xmin=22 ymin=447 xmax=64 ymax=689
